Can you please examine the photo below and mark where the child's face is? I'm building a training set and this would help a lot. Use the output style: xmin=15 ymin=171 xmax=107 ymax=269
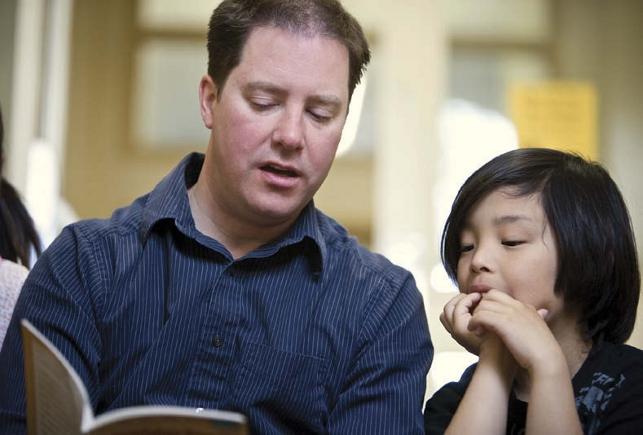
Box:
xmin=456 ymin=188 xmax=565 ymax=318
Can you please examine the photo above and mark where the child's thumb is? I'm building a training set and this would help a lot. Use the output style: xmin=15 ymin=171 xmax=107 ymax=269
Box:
xmin=537 ymin=308 xmax=549 ymax=319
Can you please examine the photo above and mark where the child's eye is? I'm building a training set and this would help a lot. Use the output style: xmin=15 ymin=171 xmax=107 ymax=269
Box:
xmin=502 ymin=240 xmax=525 ymax=247
xmin=459 ymin=244 xmax=474 ymax=253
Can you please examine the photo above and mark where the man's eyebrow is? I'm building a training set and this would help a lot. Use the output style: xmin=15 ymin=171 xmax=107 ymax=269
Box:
xmin=307 ymin=94 xmax=342 ymax=108
xmin=244 ymin=81 xmax=343 ymax=108
xmin=493 ymin=214 xmax=533 ymax=225
xmin=244 ymin=81 xmax=286 ymax=96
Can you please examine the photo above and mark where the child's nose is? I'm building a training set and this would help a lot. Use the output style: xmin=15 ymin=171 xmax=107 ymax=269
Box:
xmin=470 ymin=246 xmax=492 ymax=273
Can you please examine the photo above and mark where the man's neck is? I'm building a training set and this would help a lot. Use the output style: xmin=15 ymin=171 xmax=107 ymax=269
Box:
xmin=187 ymin=181 xmax=297 ymax=260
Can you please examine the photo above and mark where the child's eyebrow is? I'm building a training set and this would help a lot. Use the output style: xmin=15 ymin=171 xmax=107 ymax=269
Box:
xmin=493 ymin=214 xmax=533 ymax=225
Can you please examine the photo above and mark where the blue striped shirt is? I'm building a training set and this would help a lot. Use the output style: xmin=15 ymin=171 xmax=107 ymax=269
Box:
xmin=0 ymin=153 xmax=433 ymax=434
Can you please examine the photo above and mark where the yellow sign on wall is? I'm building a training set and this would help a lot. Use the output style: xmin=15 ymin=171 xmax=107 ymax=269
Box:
xmin=508 ymin=81 xmax=598 ymax=160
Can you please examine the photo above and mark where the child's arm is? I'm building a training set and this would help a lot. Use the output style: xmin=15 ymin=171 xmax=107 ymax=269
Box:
xmin=441 ymin=293 xmax=516 ymax=434
xmin=469 ymin=290 xmax=583 ymax=435
xmin=445 ymin=335 xmax=515 ymax=435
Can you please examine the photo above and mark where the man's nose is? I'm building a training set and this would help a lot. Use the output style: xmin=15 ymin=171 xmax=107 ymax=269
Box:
xmin=273 ymin=109 xmax=304 ymax=151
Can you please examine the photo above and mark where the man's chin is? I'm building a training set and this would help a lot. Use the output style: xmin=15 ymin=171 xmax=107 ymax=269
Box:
xmin=250 ymin=201 xmax=308 ymax=228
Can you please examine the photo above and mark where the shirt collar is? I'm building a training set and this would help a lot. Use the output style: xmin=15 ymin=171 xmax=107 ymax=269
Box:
xmin=140 ymin=153 xmax=200 ymax=238
xmin=140 ymin=153 xmax=326 ymax=276
xmin=251 ymin=201 xmax=327 ymax=278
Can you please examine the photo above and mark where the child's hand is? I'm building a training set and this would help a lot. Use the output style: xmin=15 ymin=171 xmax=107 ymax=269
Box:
xmin=440 ymin=292 xmax=484 ymax=355
xmin=469 ymin=289 xmax=566 ymax=377
xmin=477 ymin=331 xmax=517 ymax=376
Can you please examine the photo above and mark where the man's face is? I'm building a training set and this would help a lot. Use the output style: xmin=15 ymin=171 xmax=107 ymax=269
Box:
xmin=200 ymin=25 xmax=349 ymax=228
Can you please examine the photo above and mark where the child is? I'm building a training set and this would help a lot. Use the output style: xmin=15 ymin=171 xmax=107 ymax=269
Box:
xmin=424 ymin=148 xmax=643 ymax=434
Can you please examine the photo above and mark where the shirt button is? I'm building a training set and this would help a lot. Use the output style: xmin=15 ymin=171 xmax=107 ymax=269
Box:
xmin=212 ymin=335 xmax=224 ymax=348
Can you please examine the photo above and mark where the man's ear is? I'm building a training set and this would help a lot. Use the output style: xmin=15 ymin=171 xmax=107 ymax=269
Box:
xmin=199 ymin=75 xmax=218 ymax=129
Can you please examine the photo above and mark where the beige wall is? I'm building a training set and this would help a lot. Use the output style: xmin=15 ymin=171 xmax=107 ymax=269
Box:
xmin=557 ymin=0 xmax=643 ymax=348
xmin=65 ymin=0 xmax=198 ymax=219
xmin=0 ymin=0 xmax=17 ymax=130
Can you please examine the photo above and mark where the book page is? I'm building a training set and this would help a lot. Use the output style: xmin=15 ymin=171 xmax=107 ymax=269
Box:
xmin=21 ymin=319 xmax=94 ymax=435
xmin=91 ymin=409 xmax=248 ymax=435
xmin=90 ymin=412 xmax=249 ymax=435
xmin=22 ymin=320 xmax=249 ymax=435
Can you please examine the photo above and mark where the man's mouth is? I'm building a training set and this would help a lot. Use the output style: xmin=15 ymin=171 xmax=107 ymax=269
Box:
xmin=261 ymin=163 xmax=299 ymax=178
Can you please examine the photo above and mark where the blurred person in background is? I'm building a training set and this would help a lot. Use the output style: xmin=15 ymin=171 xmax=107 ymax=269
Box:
xmin=0 ymin=103 xmax=41 ymax=349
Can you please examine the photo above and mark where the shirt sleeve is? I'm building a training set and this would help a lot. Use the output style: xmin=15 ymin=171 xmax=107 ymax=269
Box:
xmin=0 ymin=225 xmax=105 ymax=434
xmin=423 ymin=364 xmax=476 ymax=435
xmin=327 ymin=273 xmax=433 ymax=435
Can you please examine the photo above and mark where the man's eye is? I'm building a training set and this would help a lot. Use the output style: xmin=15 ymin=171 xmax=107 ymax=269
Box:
xmin=250 ymin=100 xmax=276 ymax=111
xmin=502 ymin=240 xmax=525 ymax=247
xmin=308 ymin=110 xmax=332 ymax=123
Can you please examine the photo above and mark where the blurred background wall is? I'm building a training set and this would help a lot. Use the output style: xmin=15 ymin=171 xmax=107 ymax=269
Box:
xmin=1 ymin=0 xmax=642 ymax=397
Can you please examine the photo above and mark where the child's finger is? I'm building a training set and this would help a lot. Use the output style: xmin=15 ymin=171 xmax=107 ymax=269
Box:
xmin=472 ymin=299 xmax=509 ymax=316
xmin=480 ymin=289 xmax=520 ymax=305
xmin=537 ymin=308 xmax=549 ymax=319
xmin=456 ymin=292 xmax=482 ymax=313
xmin=468 ymin=309 xmax=505 ymax=336
xmin=476 ymin=296 xmax=549 ymax=325
xmin=472 ymin=326 xmax=485 ymax=337
xmin=441 ymin=297 xmax=459 ymax=330
xmin=439 ymin=311 xmax=452 ymax=334
xmin=440 ymin=293 xmax=485 ymax=355
xmin=441 ymin=294 xmax=466 ymax=333
xmin=453 ymin=292 xmax=481 ymax=330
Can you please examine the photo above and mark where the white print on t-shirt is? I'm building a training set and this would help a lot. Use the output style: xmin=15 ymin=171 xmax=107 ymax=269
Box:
xmin=576 ymin=372 xmax=626 ymax=435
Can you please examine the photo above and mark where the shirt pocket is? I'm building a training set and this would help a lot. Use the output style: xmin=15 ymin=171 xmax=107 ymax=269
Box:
xmin=232 ymin=341 xmax=329 ymax=432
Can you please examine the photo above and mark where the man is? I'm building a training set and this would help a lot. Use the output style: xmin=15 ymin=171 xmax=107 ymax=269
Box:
xmin=0 ymin=1 xmax=433 ymax=433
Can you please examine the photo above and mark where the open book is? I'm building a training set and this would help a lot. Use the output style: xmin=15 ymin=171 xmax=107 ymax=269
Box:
xmin=21 ymin=319 xmax=249 ymax=435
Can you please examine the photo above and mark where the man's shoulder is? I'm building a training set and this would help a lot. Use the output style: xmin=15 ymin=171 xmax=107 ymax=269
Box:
xmin=314 ymin=209 xmax=412 ymax=288
xmin=104 ymin=192 xmax=151 ymax=234
xmin=58 ymin=192 xmax=151 ymax=249
xmin=64 ymin=154 xmax=194 ymax=246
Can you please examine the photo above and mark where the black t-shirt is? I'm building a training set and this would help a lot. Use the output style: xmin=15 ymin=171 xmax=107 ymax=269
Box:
xmin=424 ymin=342 xmax=643 ymax=434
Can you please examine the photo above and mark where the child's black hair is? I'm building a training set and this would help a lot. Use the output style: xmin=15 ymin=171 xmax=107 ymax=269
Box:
xmin=442 ymin=148 xmax=639 ymax=344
